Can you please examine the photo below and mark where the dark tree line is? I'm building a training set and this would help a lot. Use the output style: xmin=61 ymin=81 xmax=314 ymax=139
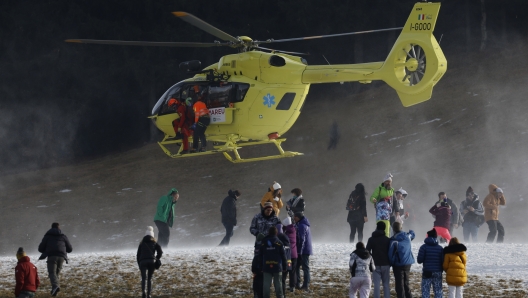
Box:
xmin=0 ymin=0 xmax=526 ymax=173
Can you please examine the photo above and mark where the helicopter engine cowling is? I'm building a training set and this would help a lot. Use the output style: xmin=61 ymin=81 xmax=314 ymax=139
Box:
xmin=179 ymin=60 xmax=202 ymax=72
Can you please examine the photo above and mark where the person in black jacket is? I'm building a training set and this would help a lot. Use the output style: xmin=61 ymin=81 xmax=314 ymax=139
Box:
xmin=286 ymin=188 xmax=305 ymax=218
xmin=219 ymin=189 xmax=241 ymax=246
xmin=37 ymin=222 xmax=72 ymax=297
xmin=366 ymin=221 xmax=391 ymax=298
xmin=347 ymin=183 xmax=368 ymax=243
xmin=258 ymin=226 xmax=287 ymax=298
xmin=136 ymin=226 xmax=163 ymax=298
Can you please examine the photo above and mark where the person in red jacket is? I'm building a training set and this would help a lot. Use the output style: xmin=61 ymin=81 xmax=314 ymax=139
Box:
xmin=168 ymin=98 xmax=192 ymax=154
xmin=191 ymin=96 xmax=210 ymax=152
xmin=15 ymin=247 xmax=40 ymax=298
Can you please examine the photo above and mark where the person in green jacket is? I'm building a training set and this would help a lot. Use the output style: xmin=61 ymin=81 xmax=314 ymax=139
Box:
xmin=370 ymin=173 xmax=399 ymax=237
xmin=154 ymin=188 xmax=179 ymax=248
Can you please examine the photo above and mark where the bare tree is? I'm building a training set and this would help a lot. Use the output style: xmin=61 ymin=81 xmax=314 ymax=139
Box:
xmin=480 ymin=0 xmax=487 ymax=51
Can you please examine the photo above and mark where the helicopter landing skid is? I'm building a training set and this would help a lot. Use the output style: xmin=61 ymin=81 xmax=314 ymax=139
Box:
xmin=157 ymin=137 xmax=303 ymax=162
xmin=219 ymin=138 xmax=303 ymax=163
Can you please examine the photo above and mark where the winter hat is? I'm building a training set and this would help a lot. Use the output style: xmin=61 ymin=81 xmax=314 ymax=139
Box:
xmin=276 ymin=224 xmax=283 ymax=234
xmin=383 ymin=173 xmax=393 ymax=182
xmin=397 ymin=187 xmax=407 ymax=196
xmin=272 ymin=182 xmax=281 ymax=190
xmin=282 ymin=216 xmax=292 ymax=226
xmin=376 ymin=221 xmax=386 ymax=231
xmin=466 ymin=186 xmax=474 ymax=195
xmin=427 ymin=228 xmax=437 ymax=238
xmin=145 ymin=226 xmax=154 ymax=237
xmin=263 ymin=202 xmax=274 ymax=209
xmin=16 ymin=247 xmax=26 ymax=260
xmin=495 ymin=187 xmax=503 ymax=193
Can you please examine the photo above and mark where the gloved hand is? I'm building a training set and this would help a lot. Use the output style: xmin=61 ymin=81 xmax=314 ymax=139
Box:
xmin=273 ymin=197 xmax=279 ymax=202
xmin=190 ymin=123 xmax=196 ymax=130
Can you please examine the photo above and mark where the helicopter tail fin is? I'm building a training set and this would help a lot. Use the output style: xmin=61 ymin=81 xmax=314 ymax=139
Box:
xmin=380 ymin=2 xmax=447 ymax=107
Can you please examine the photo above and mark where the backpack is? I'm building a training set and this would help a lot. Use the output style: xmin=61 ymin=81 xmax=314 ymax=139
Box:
xmin=476 ymin=214 xmax=486 ymax=227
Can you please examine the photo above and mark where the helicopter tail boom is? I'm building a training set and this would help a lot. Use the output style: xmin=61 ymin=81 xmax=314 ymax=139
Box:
xmin=301 ymin=3 xmax=446 ymax=107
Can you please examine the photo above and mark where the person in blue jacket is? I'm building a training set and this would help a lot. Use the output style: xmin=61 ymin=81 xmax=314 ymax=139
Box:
xmin=388 ymin=222 xmax=415 ymax=298
xmin=294 ymin=212 xmax=313 ymax=291
xmin=417 ymin=228 xmax=444 ymax=298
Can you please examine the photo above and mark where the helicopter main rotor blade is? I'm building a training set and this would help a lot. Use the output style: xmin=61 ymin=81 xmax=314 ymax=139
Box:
xmin=65 ymin=39 xmax=228 ymax=48
xmin=172 ymin=12 xmax=238 ymax=42
xmin=255 ymin=27 xmax=403 ymax=45
xmin=255 ymin=46 xmax=310 ymax=56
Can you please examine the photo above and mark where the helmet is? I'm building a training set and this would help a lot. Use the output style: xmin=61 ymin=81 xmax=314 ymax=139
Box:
xmin=168 ymin=98 xmax=178 ymax=107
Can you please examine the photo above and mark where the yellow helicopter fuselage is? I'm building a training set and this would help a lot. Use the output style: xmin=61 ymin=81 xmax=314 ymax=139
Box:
xmin=149 ymin=2 xmax=446 ymax=161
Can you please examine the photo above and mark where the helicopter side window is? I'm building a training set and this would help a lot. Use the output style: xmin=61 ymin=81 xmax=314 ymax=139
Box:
xmin=276 ymin=93 xmax=296 ymax=110
xmin=233 ymin=83 xmax=250 ymax=103
xmin=206 ymin=84 xmax=233 ymax=108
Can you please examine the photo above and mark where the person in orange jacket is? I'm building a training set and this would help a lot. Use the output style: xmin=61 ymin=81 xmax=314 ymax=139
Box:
xmin=191 ymin=96 xmax=210 ymax=152
xmin=15 ymin=247 xmax=40 ymax=298
xmin=168 ymin=98 xmax=192 ymax=154
xmin=483 ymin=184 xmax=506 ymax=243
xmin=260 ymin=182 xmax=284 ymax=216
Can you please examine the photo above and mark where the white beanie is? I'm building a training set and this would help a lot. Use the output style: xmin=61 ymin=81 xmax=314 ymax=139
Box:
xmin=398 ymin=187 xmax=407 ymax=195
xmin=145 ymin=226 xmax=154 ymax=237
xmin=383 ymin=173 xmax=393 ymax=182
xmin=282 ymin=216 xmax=292 ymax=226
xmin=273 ymin=182 xmax=281 ymax=190
xmin=495 ymin=188 xmax=503 ymax=193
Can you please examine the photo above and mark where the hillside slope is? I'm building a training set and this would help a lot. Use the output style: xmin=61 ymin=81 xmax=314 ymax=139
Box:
xmin=1 ymin=45 xmax=528 ymax=255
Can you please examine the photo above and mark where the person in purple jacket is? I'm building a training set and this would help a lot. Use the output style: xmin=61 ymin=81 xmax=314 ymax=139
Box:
xmin=282 ymin=216 xmax=297 ymax=293
xmin=294 ymin=212 xmax=313 ymax=292
xmin=429 ymin=192 xmax=452 ymax=242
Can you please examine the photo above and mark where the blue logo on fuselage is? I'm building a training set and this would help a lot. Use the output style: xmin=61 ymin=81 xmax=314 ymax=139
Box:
xmin=263 ymin=93 xmax=276 ymax=108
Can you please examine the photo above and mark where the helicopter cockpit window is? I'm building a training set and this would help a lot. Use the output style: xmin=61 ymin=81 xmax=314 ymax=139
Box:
xmin=276 ymin=93 xmax=296 ymax=110
xmin=152 ymin=83 xmax=183 ymax=115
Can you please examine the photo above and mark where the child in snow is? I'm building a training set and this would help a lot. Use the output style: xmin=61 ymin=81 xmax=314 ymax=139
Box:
xmin=417 ymin=228 xmax=444 ymax=298
xmin=349 ymin=242 xmax=375 ymax=298
xmin=429 ymin=193 xmax=452 ymax=242
xmin=443 ymin=237 xmax=467 ymax=298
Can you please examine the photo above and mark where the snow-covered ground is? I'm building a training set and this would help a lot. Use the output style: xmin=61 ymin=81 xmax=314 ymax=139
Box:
xmin=0 ymin=242 xmax=527 ymax=297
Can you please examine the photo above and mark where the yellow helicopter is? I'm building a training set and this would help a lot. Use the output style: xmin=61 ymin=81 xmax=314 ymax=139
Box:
xmin=67 ymin=2 xmax=446 ymax=163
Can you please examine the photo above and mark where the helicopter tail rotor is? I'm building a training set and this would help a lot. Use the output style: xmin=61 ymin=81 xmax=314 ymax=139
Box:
xmin=380 ymin=2 xmax=447 ymax=107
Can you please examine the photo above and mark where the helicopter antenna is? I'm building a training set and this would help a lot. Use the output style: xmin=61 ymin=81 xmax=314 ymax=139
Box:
xmin=322 ymin=55 xmax=331 ymax=65
xmin=438 ymin=33 xmax=444 ymax=45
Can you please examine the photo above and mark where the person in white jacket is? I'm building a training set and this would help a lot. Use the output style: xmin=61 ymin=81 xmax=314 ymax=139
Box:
xmin=349 ymin=242 xmax=375 ymax=298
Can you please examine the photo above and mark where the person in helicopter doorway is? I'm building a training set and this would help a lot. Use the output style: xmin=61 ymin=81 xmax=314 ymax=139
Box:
xmin=168 ymin=97 xmax=192 ymax=154
xmin=190 ymin=96 xmax=210 ymax=153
